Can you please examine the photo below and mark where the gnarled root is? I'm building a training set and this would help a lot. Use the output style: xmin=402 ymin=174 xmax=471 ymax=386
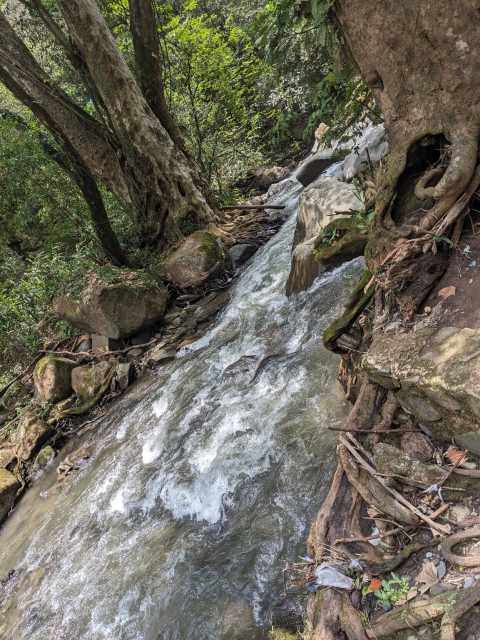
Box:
xmin=368 ymin=577 xmax=480 ymax=638
xmin=310 ymin=588 xmax=369 ymax=640
xmin=440 ymin=525 xmax=480 ymax=567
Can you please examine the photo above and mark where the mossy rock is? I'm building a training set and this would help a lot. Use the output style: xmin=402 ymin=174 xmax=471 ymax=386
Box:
xmin=314 ymin=217 xmax=369 ymax=269
xmin=34 ymin=355 xmax=77 ymax=402
xmin=154 ymin=231 xmax=222 ymax=284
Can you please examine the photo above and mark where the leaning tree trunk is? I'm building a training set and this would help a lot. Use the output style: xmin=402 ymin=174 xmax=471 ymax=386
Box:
xmin=332 ymin=0 xmax=480 ymax=268
xmin=56 ymin=0 xmax=219 ymax=246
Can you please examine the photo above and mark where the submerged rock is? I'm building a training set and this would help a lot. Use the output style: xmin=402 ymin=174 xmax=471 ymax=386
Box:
xmin=0 ymin=469 xmax=20 ymax=521
xmin=155 ymin=231 xmax=222 ymax=285
xmin=34 ymin=355 xmax=77 ymax=402
xmin=53 ymin=269 xmax=168 ymax=339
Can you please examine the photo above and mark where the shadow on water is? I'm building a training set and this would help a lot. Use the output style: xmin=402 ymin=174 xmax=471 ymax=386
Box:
xmin=0 ymin=174 xmax=364 ymax=639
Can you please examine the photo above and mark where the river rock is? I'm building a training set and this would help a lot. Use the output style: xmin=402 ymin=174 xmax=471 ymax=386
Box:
xmin=72 ymin=361 xmax=114 ymax=399
xmin=228 ymin=244 xmax=257 ymax=269
xmin=342 ymin=124 xmax=388 ymax=181
xmin=373 ymin=443 xmax=446 ymax=489
xmin=286 ymin=176 xmax=364 ymax=295
xmin=75 ymin=337 xmax=92 ymax=353
xmin=0 ymin=449 xmax=15 ymax=468
xmin=33 ymin=356 xmax=77 ymax=402
xmin=296 ymin=147 xmax=351 ymax=187
xmin=91 ymin=334 xmax=122 ymax=356
xmin=33 ymin=446 xmax=55 ymax=471
xmin=15 ymin=414 xmax=54 ymax=461
xmin=0 ymin=469 xmax=21 ymax=521
xmin=255 ymin=166 xmax=289 ymax=189
xmin=155 ymin=231 xmax=222 ymax=285
xmin=363 ymin=327 xmax=480 ymax=450
xmin=401 ymin=432 xmax=434 ymax=462
xmin=117 ymin=363 xmax=133 ymax=390
xmin=53 ymin=269 xmax=168 ymax=340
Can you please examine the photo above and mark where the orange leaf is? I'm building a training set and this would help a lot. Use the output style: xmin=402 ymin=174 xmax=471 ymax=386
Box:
xmin=438 ymin=286 xmax=456 ymax=300
xmin=369 ymin=578 xmax=382 ymax=591
xmin=445 ymin=448 xmax=467 ymax=466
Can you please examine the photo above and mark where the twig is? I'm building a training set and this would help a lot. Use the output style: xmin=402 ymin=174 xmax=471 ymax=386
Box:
xmin=219 ymin=205 xmax=286 ymax=211
xmin=335 ymin=524 xmax=414 ymax=544
xmin=462 ymin=349 xmax=480 ymax=363
xmin=97 ymin=339 xmax=157 ymax=358
xmin=339 ymin=436 xmax=450 ymax=534
xmin=327 ymin=426 xmax=419 ymax=434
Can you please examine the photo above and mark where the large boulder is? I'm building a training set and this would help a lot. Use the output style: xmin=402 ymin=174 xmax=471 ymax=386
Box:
xmin=0 ymin=469 xmax=20 ymax=521
xmin=71 ymin=361 xmax=114 ymax=399
xmin=363 ymin=326 xmax=480 ymax=454
xmin=286 ymin=177 xmax=364 ymax=295
xmin=155 ymin=231 xmax=222 ymax=285
xmin=342 ymin=124 xmax=388 ymax=181
xmin=15 ymin=414 xmax=54 ymax=461
xmin=53 ymin=269 xmax=168 ymax=340
xmin=34 ymin=356 xmax=77 ymax=402
xmin=296 ymin=146 xmax=351 ymax=187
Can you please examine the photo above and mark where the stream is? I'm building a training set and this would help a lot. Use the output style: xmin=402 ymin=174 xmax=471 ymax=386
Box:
xmin=0 ymin=173 xmax=363 ymax=639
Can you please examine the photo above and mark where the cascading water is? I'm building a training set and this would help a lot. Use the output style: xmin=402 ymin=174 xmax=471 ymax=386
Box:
xmin=0 ymin=172 xmax=363 ymax=639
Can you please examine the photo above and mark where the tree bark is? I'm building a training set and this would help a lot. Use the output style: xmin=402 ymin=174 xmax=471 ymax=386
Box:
xmin=332 ymin=0 xmax=480 ymax=266
xmin=56 ymin=0 xmax=218 ymax=246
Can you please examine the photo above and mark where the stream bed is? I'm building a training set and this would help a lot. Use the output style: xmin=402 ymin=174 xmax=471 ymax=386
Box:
xmin=0 ymin=177 xmax=363 ymax=639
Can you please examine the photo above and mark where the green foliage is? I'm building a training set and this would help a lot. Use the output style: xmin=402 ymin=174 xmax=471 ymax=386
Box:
xmin=363 ymin=573 xmax=414 ymax=610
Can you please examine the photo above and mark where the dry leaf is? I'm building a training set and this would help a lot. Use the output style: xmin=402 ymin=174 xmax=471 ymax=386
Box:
xmin=445 ymin=448 xmax=467 ymax=466
xmin=438 ymin=286 xmax=456 ymax=300
xmin=415 ymin=562 xmax=439 ymax=594
xmin=369 ymin=578 xmax=382 ymax=591
xmin=396 ymin=588 xmax=418 ymax=605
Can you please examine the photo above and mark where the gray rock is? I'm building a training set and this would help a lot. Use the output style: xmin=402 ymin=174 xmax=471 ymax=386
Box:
xmin=228 ymin=244 xmax=257 ymax=269
xmin=373 ymin=443 xmax=447 ymax=489
xmin=429 ymin=583 xmax=456 ymax=596
xmin=286 ymin=176 xmax=364 ymax=295
xmin=396 ymin=390 xmax=442 ymax=422
xmin=256 ymin=166 xmax=289 ymax=189
xmin=464 ymin=577 xmax=475 ymax=589
xmin=145 ymin=346 xmax=177 ymax=368
xmin=91 ymin=334 xmax=123 ymax=356
xmin=401 ymin=574 xmax=413 ymax=583
xmin=155 ymin=231 xmax=222 ymax=285
xmin=296 ymin=147 xmax=350 ymax=187
xmin=15 ymin=414 xmax=54 ymax=461
xmin=401 ymin=432 xmax=434 ymax=462
xmin=436 ymin=561 xmax=447 ymax=580
xmin=53 ymin=269 xmax=168 ymax=339
xmin=71 ymin=361 xmax=114 ymax=399
xmin=33 ymin=356 xmax=77 ymax=402
xmin=342 ymin=125 xmax=388 ymax=181
xmin=0 ymin=469 xmax=21 ymax=521
xmin=126 ymin=348 xmax=144 ymax=361
xmin=75 ymin=338 xmax=92 ymax=353
xmin=117 ymin=363 xmax=134 ymax=391
xmin=426 ymin=552 xmax=433 ymax=558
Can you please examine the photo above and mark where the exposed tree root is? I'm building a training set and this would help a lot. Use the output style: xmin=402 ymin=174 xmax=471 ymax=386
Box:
xmin=440 ymin=526 xmax=480 ymax=567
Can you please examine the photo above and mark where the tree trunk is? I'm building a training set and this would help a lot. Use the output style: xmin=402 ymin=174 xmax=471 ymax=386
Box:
xmin=56 ymin=0 xmax=218 ymax=246
xmin=332 ymin=0 xmax=480 ymax=268
xmin=0 ymin=2 xmax=219 ymax=250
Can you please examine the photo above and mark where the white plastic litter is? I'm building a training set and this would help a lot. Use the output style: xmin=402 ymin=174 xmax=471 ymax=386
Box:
xmin=314 ymin=562 xmax=355 ymax=590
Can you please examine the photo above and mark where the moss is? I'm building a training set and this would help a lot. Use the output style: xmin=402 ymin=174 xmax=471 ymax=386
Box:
xmin=193 ymin=231 xmax=221 ymax=260
xmin=323 ymin=268 xmax=374 ymax=352
xmin=314 ymin=218 xmax=369 ymax=268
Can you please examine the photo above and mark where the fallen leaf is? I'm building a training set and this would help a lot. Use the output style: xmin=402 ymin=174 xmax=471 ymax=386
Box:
xmin=438 ymin=286 xmax=456 ymax=300
xmin=368 ymin=578 xmax=382 ymax=591
xmin=415 ymin=562 xmax=439 ymax=594
xmin=445 ymin=448 xmax=467 ymax=466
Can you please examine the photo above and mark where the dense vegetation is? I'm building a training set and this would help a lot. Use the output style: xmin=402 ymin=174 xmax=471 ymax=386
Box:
xmin=0 ymin=0 xmax=375 ymax=383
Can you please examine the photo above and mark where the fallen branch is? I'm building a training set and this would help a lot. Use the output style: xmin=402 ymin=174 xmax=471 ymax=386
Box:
xmin=327 ymin=426 xmax=419 ymax=434
xmin=335 ymin=524 xmax=415 ymax=544
xmin=339 ymin=436 xmax=450 ymax=534
xmin=219 ymin=205 xmax=286 ymax=211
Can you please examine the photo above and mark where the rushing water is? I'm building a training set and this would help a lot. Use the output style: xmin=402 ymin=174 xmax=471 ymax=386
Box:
xmin=0 ymin=175 xmax=363 ymax=639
